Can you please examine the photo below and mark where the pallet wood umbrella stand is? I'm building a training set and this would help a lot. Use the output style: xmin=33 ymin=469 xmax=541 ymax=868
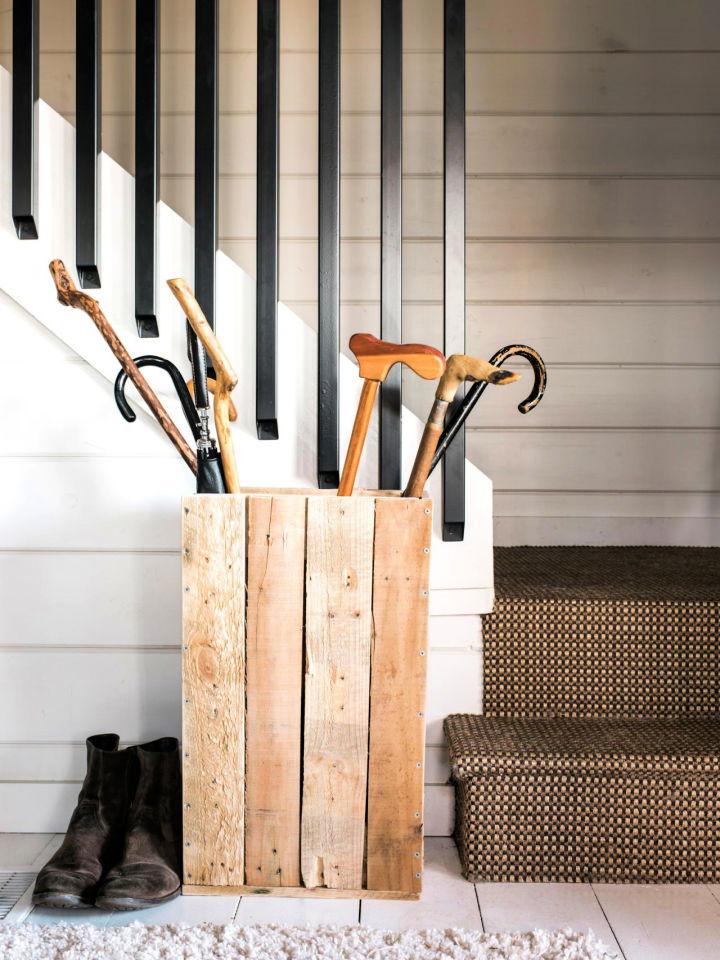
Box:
xmin=182 ymin=490 xmax=432 ymax=899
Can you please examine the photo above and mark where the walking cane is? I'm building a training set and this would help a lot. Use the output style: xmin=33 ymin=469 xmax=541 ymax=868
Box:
xmin=49 ymin=260 xmax=198 ymax=474
xmin=403 ymin=354 xmax=519 ymax=498
xmin=427 ymin=344 xmax=547 ymax=478
xmin=338 ymin=334 xmax=446 ymax=496
xmin=167 ymin=278 xmax=240 ymax=493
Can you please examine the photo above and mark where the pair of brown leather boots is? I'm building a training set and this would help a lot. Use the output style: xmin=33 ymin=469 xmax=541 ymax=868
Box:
xmin=33 ymin=734 xmax=182 ymax=911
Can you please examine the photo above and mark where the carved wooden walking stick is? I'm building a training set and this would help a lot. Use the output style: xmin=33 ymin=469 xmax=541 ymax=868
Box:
xmin=167 ymin=278 xmax=240 ymax=492
xmin=428 ymin=344 xmax=547 ymax=478
xmin=48 ymin=259 xmax=198 ymax=474
xmin=338 ymin=334 xmax=446 ymax=496
xmin=403 ymin=354 xmax=519 ymax=498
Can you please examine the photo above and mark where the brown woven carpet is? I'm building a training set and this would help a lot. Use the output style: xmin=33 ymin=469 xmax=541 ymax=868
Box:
xmin=484 ymin=547 xmax=720 ymax=718
xmin=445 ymin=713 xmax=720 ymax=883
xmin=493 ymin=546 xmax=720 ymax=601
xmin=446 ymin=547 xmax=720 ymax=883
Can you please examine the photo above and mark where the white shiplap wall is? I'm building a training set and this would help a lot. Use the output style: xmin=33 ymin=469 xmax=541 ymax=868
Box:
xmin=0 ymin=0 xmax=720 ymax=544
xmin=0 ymin=0 xmax=719 ymax=831
xmin=1 ymin=0 xmax=719 ymax=545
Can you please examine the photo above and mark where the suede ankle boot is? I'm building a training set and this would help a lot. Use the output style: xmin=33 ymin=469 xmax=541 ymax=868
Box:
xmin=95 ymin=737 xmax=182 ymax=910
xmin=33 ymin=734 xmax=133 ymax=908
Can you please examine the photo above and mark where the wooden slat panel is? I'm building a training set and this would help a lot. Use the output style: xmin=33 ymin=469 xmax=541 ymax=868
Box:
xmin=467 ymin=428 xmax=720 ymax=492
xmin=366 ymin=498 xmax=431 ymax=892
xmin=0 ymin=553 xmax=180 ymax=648
xmin=168 ymin=175 xmax=720 ymax=242
xmin=301 ymin=496 xmax=374 ymax=889
xmin=8 ymin=0 xmax=720 ymax=54
xmin=182 ymin=495 xmax=246 ymax=887
xmin=30 ymin=51 xmax=720 ymax=116
xmin=407 ymin=367 xmax=720 ymax=431
xmin=245 ymin=495 xmax=305 ymax=886
xmin=105 ymin=114 xmax=720 ymax=179
xmin=403 ymin=303 xmax=720 ymax=366
xmin=220 ymin=239 xmax=720 ymax=304
xmin=0 ymin=649 xmax=179 ymax=742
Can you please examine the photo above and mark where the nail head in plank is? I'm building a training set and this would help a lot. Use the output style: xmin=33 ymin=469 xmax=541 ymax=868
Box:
xmin=301 ymin=496 xmax=374 ymax=890
xmin=182 ymin=495 xmax=246 ymax=887
xmin=366 ymin=497 xmax=431 ymax=893
xmin=245 ymin=495 xmax=305 ymax=887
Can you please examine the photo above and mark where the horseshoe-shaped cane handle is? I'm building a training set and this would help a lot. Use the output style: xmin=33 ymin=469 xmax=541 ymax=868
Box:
xmin=428 ymin=344 xmax=547 ymax=477
xmin=114 ymin=355 xmax=202 ymax=442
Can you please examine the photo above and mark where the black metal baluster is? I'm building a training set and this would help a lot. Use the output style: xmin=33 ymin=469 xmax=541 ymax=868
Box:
xmin=379 ymin=0 xmax=402 ymax=489
xmin=256 ymin=0 xmax=279 ymax=439
xmin=134 ymin=0 xmax=160 ymax=337
xmin=76 ymin=0 xmax=102 ymax=287
xmin=194 ymin=0 xmax=218 ymax=379
xmin=317 ymin=0 xmax=340 ymax=488
xmin=12 ymin=0 xmax=39 ymax=239
xmin=442 ymin=0 xmax=465 ymax=541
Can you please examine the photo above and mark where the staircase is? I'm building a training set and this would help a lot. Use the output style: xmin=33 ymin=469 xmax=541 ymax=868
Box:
xmin=0 ymin=64 xmax=495 ymax=615
xmin=446 ymin=545 xmax=720 ymax=883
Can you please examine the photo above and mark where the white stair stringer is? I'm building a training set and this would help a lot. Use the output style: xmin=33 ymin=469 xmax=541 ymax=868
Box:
xmin=0 ymin=66 xmax=493 ymax=614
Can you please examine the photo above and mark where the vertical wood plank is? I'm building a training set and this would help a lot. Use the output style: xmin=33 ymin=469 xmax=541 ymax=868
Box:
xmin=366 ymin=498 xmax=431 ymax=893
xmin=301 ymin=497 xmax=375 ymax=889
xmin=182 ymin=495 xmax=245 ymax=887
xmin=245 ymin=495 xmax=305 ymax=886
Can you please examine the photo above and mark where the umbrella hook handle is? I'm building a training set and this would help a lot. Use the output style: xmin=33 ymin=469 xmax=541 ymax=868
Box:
xmin=114 ymin=355 xmax=202 ymax=442
xmin=428 ymin=343 xmax=547 ymax=476
xmin=487 ymin=343 xmax=547 ymax=415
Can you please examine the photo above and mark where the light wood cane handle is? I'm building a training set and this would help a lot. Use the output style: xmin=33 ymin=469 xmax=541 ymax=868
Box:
xmin=186 ymin=379 xmax=238 ymax=421
xmin=349 ymin=333 xmax=446 ymax=382
xmin=435 ymin=354 xmax=520 ymax=402
xmin=402 ymin=354 xmax=520 ymax=498
xmin=167 ymin=279 xmax=238 ymax=392
xmin=167 ymin=278 xmax=240 ymax=492
xmin=49 ymin=260 xmax=198 ymax=474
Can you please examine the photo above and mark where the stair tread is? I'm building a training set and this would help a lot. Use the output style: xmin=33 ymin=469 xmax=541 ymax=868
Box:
xmin=494 ymin=546 xmax=720 ymax=601
xmin=446 ymin=714 xmax=720 ymax=778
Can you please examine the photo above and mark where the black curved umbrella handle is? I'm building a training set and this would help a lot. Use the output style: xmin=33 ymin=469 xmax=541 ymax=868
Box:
xmin=114 ymin=355 xmax=202 ymax=442
xmin=428 ymin=343 xmax=547 ymax=476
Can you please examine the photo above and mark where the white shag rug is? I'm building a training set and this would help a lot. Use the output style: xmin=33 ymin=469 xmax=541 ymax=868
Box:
xmin=0 ymin=922 xmax=617 ymax=960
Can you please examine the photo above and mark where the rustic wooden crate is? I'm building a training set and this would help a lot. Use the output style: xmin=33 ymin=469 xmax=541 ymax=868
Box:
xmin=181 ymin=490 xmax=431 ymax=900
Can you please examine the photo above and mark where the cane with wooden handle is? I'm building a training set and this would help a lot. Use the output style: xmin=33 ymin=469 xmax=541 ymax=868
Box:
xmin=167 ymin=278 xmax=240 ymax=492
xmin=49 ymin=259 xmax=198 ymax=474
xmin=403 ymin=354 xmax=520 ymax=499
xmin=338 ymin=333 xmax=446 ymax=496
xmin=428 ymin=344 xmax=547 ymax=478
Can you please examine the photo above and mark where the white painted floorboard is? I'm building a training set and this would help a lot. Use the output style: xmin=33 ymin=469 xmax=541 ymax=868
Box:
xmin=0 ymin=834 xmax=60 ymax=870
xmin=3 ymin=832 xmax=720 ymax=960
xmin=235 ymin=895 xmax=359 ymax=926
xmin=593 ymin=884 xmax=720 ymax=960
xmin=106 ymin=895 xmax=240 ymax=927
xmin=475 ymin=882 xmax=622 ymax=958
xmin=360 ymin=837 xmax=482 ymax=931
